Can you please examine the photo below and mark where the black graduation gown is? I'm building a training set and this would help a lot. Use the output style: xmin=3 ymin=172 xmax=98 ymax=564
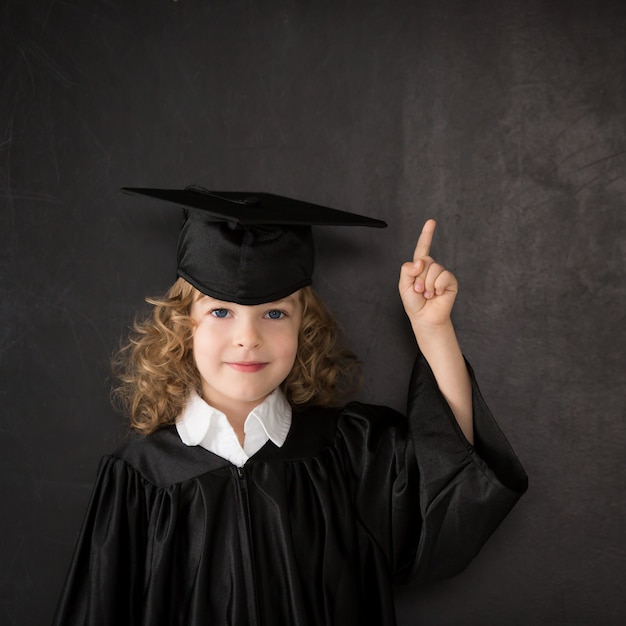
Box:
xmin=53 ymin=355 xmax=527 ymax=626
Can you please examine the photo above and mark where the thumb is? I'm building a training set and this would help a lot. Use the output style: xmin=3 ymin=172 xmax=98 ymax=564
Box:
xmin=398 ymin=259 xmax=424 ymax=295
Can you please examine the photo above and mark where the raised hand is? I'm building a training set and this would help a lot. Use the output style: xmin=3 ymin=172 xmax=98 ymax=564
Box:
xmin=398 ymin=219 xmax=458 ymax=329
xmin=398 ymin=219 xmax=473 ymax=441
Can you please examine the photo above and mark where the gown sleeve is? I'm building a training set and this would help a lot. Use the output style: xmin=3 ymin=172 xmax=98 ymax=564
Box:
xmin=342 ymin=352 xmax=528 ymax=587
xmin=403 ymin=352 xmax=528 ymax=582
xmin=52 ymin=455 xmax=153 ymax=626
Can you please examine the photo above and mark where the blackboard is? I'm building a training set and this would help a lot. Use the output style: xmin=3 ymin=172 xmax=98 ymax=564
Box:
xmin=1 ymin=1 xmax=625 ymax=624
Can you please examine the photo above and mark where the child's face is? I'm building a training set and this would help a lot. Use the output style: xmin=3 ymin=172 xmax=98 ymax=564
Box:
xmin=189 ymin=291 xmax=302 ymax=418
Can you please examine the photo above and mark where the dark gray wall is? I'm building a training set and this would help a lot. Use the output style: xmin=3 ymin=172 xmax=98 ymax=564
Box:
xmin=1 ymin=1 xmax=625 ymax=624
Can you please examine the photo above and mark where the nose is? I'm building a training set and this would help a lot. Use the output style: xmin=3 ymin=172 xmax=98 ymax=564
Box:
xmin=234 ymin=317 xmax=262 ymax=349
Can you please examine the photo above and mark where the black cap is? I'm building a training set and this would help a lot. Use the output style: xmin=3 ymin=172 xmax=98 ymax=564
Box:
xmin=121 ymin=186 xmax=387 ymax=305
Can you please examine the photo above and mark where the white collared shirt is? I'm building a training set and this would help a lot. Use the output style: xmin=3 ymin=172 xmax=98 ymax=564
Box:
xmin=176 ymin=389 xmax=292 ymax=467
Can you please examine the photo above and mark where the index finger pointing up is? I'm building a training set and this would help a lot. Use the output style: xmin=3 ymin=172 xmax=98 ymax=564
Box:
xmin=413 ymin=218 xmax=437 ymax=261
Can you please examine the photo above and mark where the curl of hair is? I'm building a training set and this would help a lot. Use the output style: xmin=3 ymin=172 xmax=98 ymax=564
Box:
xmin=112 ymin=279 xmax=361 ymax=434
xmin=111 ymin=278 xmax=200 ymax=434
xmin=281 ymin=286 xmax=361 ymax=408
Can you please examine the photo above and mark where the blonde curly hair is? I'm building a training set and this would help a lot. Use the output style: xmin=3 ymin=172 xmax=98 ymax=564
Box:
xmin=112 ymin=278 xmax=361 ymax=434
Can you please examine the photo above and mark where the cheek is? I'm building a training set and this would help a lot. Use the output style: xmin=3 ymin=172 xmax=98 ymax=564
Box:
xmin=276 ymin=327 xmax=300 ymax=363
xmin=191 ymin=325 xmax=220 ymax=367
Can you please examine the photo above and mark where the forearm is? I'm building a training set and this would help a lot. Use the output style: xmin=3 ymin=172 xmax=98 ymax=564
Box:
xmin=412 ymin=320 xmax=474 ymax=444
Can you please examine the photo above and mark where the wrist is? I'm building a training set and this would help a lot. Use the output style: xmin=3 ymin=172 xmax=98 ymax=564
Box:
xmin=411 ymin=319 xmax=462 ymax=358
xmin=410 ymin=317 xmax=455 ymax=341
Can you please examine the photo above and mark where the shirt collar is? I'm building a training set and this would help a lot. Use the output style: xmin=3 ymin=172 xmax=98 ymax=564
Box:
xmin=176 ymin=388 xmax=292 ymax=448
xmin=246 ymin=388 xmax=292 ymax=447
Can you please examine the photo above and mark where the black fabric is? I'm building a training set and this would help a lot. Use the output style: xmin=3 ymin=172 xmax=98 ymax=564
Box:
xmin=121 ymin=187 xmax=387 ymax=305
xmin=177 ymin=213 xmax=315 ymax=305
xmin=53 ymin=355 xmax=527 ymax=626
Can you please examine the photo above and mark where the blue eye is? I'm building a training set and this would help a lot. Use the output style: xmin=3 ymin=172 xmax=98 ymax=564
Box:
xmin=266 ymin=310 xmax=285 ymax=320
xmin=211 ymin=309 xmax=230 ymax=318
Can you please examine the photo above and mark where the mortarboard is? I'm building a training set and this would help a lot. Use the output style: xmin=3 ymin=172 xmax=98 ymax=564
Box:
xmin=121 ymin=186 xmax=387 ymax=305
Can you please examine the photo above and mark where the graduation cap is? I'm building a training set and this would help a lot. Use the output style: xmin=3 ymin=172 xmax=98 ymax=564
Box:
xmin=121 ymin=186 xmax=387 ymax=305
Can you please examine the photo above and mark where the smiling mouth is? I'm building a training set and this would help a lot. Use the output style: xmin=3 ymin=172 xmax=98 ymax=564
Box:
xmin=226 ymin=362 xmax=268 ymax=373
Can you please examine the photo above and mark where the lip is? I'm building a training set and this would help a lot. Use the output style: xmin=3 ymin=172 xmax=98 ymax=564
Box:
xmin=226 ymin=362 xmax=268 ymax=373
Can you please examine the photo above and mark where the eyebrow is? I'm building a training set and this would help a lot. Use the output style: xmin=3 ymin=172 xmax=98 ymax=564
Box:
xmin=193 ymin=294 xmax=298 ymax=307
xmin=271 ymin=295 xmax=298 ymax=305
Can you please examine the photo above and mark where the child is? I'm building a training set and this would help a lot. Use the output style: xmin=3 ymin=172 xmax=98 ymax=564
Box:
xmin=53 ymin=187 xmax=527 ymax=626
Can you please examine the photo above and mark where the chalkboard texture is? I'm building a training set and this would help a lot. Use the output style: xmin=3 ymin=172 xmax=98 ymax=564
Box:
xmin=1 ymin=1 xmax=625 ymax=624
